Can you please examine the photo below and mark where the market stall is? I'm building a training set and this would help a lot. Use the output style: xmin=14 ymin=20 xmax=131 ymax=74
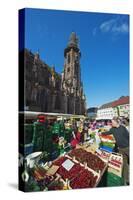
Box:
xmin=19 ymin=114 xmax=125 ymax=191
xmin=23 ymin=148 xmax=107 ymax=191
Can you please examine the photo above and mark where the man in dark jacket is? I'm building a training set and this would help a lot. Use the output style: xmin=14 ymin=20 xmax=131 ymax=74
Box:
xmin=101 ymin=117 xmax=129 ymax=185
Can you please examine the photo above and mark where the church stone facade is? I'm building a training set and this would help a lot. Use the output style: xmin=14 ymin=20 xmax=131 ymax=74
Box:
xmin=23 ymin=32 xmax=86 ymax=115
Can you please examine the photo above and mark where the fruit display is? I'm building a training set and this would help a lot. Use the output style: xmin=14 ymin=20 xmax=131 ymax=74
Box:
xmin=100 ymin=135 xmax=114 ymax=140
xmin=100 ymin=142 xmax=115 ymax=148
xmin=100 ymin=134 xmax=116 ymax=152
xmin=100 ymin=134 xmax=115 ymax=143
xmin=57 ymin=162 xmax=84 ymax=180
xmin=68 ymin=148 xmax=105 ymax=172
xmin=53 ymin=156 xmax=68 ymax=166
xmin=70 ymin=169 xmax=98 ymax=189
xmin=49 ymin=155 xmax=100 ymax=189
xmin=28 ymin=147 xmax=109 ymax=191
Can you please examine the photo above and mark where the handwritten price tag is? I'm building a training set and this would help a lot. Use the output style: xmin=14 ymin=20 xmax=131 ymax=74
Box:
xmin=62 ymin=159 xmax=74 ymax=171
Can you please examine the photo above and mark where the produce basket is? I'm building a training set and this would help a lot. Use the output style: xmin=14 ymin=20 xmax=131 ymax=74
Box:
xmin=100 ymin=142 xmax=115 ymax=149
xmin=69 ymin=167 xmax=99 ymax=189
xmin=44 ymin=146 xmax=109 ymax=190
xmin=100 ymin=134 xmax=115 ymax=143
xmin=67 ymin=148 xmax=108 ymax=188
xmin=51 ymin=155 xmax=100 ymax=189
xmin=100 ymin=146 xmax=114 ymax=153
xmin=68 ymin=148 xmax=107 ymax=174
xmin=76 ymin=143 xmax=97 ymax=154
xmin=99 ymin=134 xmax=116 ymax=153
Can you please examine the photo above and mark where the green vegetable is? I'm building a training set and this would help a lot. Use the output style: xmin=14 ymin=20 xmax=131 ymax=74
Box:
xmin=101 ymin=142 xmax=115 ymax=148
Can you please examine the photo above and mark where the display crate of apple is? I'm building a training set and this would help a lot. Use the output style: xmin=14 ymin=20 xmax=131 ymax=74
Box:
xmin=76 ymin=143 xmax=97 ymax=154
xmin=69 ymin=168 xmax=99 ymax=189
xmin=68 ymin=149 xmax=108 ymax=187
xmin=53 ymin=156 xmax=85 ymax=181
xmin=108 ymin=153 xmax=123 ymax=177
xmin=52 ymin=155 xmax=100 ymax=189
xmin=68 ymin=148 xmax=107 ymax=174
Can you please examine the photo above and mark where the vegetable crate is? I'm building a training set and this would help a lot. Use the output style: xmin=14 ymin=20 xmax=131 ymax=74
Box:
xmin=100 ymin=146 xmax=114 ymax=153
xmin=53 ymin=155 xmax=100 ymax=189
xmin=66 ymin=148 xmax=108 ymax=188
xmin=68 ymin=148 xmax=107 ymax=174
xmin=100 ymin=134 xmax=116 ymax=153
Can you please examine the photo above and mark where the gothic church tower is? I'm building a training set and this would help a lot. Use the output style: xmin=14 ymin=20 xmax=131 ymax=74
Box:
xmin=62 ymin=32 xmax=86 ymax=114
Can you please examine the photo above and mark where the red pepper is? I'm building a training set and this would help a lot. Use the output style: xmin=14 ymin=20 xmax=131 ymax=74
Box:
xmin=70 ymin=169 xmax=97 ymax=189
xmin=69 ymin=149 xmax=105 ymax=171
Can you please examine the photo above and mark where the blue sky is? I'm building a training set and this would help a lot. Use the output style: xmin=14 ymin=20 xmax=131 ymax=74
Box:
xmin=24 ymin=8 xmax=129 ymax=108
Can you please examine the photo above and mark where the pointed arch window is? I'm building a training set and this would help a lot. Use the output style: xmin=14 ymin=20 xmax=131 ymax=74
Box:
xmin=68 ymin=54 xmax=70 ymax=64
xmin=67 ymin=67 xmax=70 ymax=73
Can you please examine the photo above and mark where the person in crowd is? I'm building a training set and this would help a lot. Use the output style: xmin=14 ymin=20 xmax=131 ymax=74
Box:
xmin=92 ymin=120 xmax=97 ymax=129
xmin=121 ymin=117 xmax=129 ymax=129
xmin=72 ymin=120 xmax=77 ymax=133
xmin=84 ymin=123 xmax=89 ymax=138
xmin=101 ymin=121 xmax=105 ymax=127
xmin=70 ymin=129 xmax=81 ymax=148
xmin=101 ymin=117 xmax=129 ymax=185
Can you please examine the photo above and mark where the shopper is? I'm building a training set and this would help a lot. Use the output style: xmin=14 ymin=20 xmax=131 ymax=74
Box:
xmin=101 ymin=117 xmax=129 ymax=185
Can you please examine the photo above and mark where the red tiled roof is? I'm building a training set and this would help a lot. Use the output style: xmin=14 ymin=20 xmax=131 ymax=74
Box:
xmin=99 ymin=96 xmax=129 ymax=109
xmin=112 ymin=96 xmax=129 ymax=107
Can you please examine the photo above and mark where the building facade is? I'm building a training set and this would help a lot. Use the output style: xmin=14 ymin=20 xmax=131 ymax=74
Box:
xmin=97 ymin=107 xmax=115 ymax=120
xmin=22 ymin=32 xmax=86 ymax=115
xmin=97 ymin=96 xmax=129 ymax=120
xmin=112 ymin=96 xmax=129 ymax=118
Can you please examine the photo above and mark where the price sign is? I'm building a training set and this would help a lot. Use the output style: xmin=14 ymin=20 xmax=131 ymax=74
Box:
xmin=62 ymin=159 xmax=74 ymax=171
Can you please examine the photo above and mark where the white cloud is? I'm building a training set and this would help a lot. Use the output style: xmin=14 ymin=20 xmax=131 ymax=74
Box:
xmin=92 ymin=16 xmax=129 ymax=36
xmin=112 ymin=23 xmax=129 ymax=33
xmin=99 ymin=17 xmax=129 ymax=35
xmin=100 ymin=19 xmax=115 ymax=32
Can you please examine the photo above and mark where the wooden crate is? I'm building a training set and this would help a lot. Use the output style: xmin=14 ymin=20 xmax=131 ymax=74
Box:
xmin=108 ymin=152 xmax=123 ymax=177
